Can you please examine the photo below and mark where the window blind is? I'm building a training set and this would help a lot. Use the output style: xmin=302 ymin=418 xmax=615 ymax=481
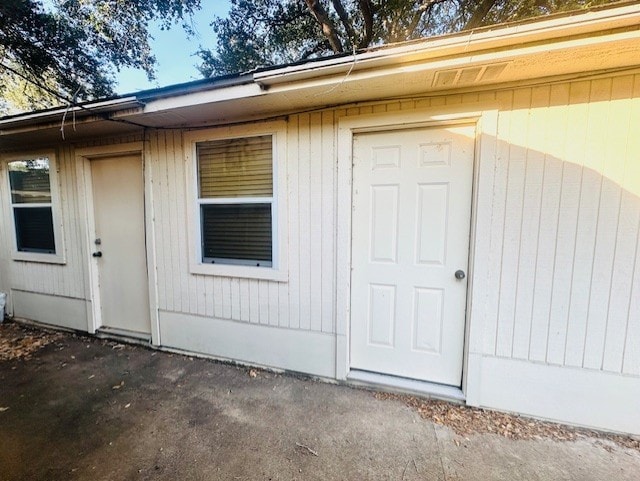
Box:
xmin=9 ymin=164 xmax=51 ymax=204
xmin=198 ymin=135 xmax=273 ymax=198
xmin=8 ymin=159 xmax=56 ymax=254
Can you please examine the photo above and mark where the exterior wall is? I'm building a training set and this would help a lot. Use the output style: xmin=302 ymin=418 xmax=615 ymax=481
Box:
xmin=0 ymin=73 xmax=638 ymax=432
xmin=147 ymin=116 xmax=338 ymax=376
xmin=463 ymin=75 xmax=640 ymax=433
xmin=0 ymin=134 xmax=142 ymax=328
xmin=0 ymin=143 xmax=89 ymax=329
xmin=0 ymin=144 xmax=86 ymax=300
xmin=148 ymin=118 xmax=337 ymax=331
xmin=474 ymin=76 xmax=640 ymax=377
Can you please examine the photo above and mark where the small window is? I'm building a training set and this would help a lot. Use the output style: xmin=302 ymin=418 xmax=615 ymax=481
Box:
xmin=197 ymin=135 xmax=274 ymax=267
xmin=8 ymin=158 xmax=56 ymax=254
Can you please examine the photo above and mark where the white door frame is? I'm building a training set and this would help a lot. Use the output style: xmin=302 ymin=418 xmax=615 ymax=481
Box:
xmin=75 ymin=142 xmax=160 ymax=345
xmin=335 ymin=105 xmax=499 ymax=398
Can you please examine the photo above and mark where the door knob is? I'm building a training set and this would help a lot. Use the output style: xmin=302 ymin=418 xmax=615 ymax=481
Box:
xmin=92 ymin=251 xmax=103 ymax=258
xmin=455 ymin=269 xmax=465 ymax=280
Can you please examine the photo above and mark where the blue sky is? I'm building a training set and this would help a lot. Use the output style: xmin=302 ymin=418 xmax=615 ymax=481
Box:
xmin=115 ymin=0 xmax=231 ymax=94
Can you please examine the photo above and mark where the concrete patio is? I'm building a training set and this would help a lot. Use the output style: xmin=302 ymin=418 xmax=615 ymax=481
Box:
xmin=0 ymin=322 xmax=638 ymax=481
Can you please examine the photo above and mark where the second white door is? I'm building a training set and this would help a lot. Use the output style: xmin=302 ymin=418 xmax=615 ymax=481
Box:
xmin=350 ymin=125 xmax=475 ymax=386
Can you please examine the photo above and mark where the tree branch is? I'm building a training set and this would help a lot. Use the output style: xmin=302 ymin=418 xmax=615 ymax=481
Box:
xmin=357 ymin=0 xmax=374 ymax=49
xmin=304 ymin=0 xmax=344 ymax=53
xmin=298 ymin=39 xmax=332 ymax=60
xmin=330 ymin=0 xmax=356 ymax=43
xmin=464 ymin=0 xmax=499 ymax=30
xmin=407 ymin=0 xmax=449 ymax=36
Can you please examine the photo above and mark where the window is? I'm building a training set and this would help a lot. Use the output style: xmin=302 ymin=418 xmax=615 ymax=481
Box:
xmin=198 ymin=135 xmax=274 ymax=267
xmin=4 ymin=153 xmax=64 ymax=263
xmin=186 ymin=123 xmax=287 ymax=281
xmin=8 ymin=158 xmax=55 ymax=253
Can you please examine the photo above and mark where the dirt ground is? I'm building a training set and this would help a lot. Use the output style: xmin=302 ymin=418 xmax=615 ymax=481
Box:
xmin=0 ymin=321 xmax=639 ymax=481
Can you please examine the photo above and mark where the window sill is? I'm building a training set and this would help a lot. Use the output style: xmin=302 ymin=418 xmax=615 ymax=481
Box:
xmin=12 ymin=251 xmax=66 ymax=265
xmin=190 ymin=262 xmax=288 ymax=282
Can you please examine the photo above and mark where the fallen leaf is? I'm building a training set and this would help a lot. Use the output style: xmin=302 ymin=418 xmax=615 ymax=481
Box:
xmin=0 ymin=406 xmax=9 ymax=412
xmin=374 ymin=392 xmax=640 ymax=452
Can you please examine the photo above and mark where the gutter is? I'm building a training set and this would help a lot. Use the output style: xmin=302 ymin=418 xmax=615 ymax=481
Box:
xmin=0 ymin=74 xmax=257 ymax=133
xmin=1 ymin=2 xmax=639 ymax=133
xmin=0 ymin=97 xmax=142 ymax=131
xmin=253 ymin=2 xmax=640 ymax=86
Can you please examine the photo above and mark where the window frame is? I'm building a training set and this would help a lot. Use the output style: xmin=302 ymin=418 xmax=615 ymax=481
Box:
xmin=2 ymin=150 xmax=66 ymax=264
xmin=185 ymin=122 xmax=288 ymax=281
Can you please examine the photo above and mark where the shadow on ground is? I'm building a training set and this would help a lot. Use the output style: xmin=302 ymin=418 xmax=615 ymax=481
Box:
xmin=0 ymin=323 xmax=638 ymax=481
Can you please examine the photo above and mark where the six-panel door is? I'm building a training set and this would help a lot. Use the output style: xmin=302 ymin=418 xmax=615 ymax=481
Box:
xmin=350 ymin=125 xmax=475 ymax=386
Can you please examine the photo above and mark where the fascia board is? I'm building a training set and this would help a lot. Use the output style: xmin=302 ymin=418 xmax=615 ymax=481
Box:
xmin=254 ymin=5 xmax=640 ymax=86
xmin=0 ymin=97 xmax=141 ymax=130
xmin=140 ymin=82 xmax=263 ymax=114
xmin=260 ymin=28 xmax=640 ymax=94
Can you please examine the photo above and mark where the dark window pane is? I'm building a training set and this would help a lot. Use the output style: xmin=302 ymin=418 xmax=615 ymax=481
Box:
xmin=201 ymin=204 xmax=272 ymax=265
xmin=8 ymin=159 xmax=52 ymax=204
xmin=14 ymin=207 xmax=56 ymax=253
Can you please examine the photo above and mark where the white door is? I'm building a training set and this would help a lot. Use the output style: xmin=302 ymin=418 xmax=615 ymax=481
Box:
xmin=91 ymin=155 xmax=151 ymax=336
xmin=350 ymin=125 xmax=475 ymax=386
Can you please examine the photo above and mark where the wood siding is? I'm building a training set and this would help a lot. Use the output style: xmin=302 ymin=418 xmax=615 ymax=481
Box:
xmin=0 ymin=75 xmax=638 ymax=381
xmin=0 ymin=135 xmax=143 ymax=305
xmin=469 ymin=75 xmax=640 ymax=378
xmin=149 ymin=112 xmax=338 ymax=334
xmin=1 ymin=144 xmax=87 ymax=300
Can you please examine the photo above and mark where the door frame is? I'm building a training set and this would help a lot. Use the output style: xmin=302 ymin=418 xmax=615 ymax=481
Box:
xmin=75 ymin=142 xmax=160 ymax=345
xmin=335 ymin=105 xmax=499 ymax=398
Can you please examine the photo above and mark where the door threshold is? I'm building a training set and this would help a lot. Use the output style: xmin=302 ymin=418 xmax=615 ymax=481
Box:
xmin=347 ymin=370 xmax=465 ymax=402
xmin=95 ymin=326 xmax=151 ymax=344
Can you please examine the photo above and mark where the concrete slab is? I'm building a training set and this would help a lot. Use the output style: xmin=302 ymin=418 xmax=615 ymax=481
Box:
xmin=0 ymin=331 xmax=638 ymax=481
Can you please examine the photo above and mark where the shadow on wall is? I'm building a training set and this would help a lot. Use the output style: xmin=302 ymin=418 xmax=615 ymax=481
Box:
xmin=464 ymin=76 xmax=640 ymax=380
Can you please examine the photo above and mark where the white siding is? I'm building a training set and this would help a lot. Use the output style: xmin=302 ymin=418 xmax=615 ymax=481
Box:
xmin=0 ymin=145 xmax=83 ymax=300
xmin=1 ymin=69 xmax=639 ymax=430
xmin=467 ymin=74 xmax=640 ymax=378
xmin=150 ymin=112 xmax=338 ymax=335
xmin=0 ymin=135 xmax=141 ymax=304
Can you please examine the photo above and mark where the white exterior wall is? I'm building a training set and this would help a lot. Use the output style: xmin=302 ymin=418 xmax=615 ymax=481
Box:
xmin=0 ymin=73 xmax=638 ymax=433
xmin=148 ymin=115 xmax=339 ymax=376
xmin=0 ymin=134 xmax=143 ymax=330
xmin=470 ymin=76 xmax=640 ymax=376
xmin=463 ymin=75 xmax=640 ymax=433
xmin=149 ymin=115 xmax=337 ymax=331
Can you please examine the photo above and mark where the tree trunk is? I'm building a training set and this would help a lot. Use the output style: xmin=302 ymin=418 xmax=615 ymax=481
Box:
xmin=357 ymin=0 xmax=374 ymax=49
xmin=304 ymin=0 xmax=344 ymax=53
xmin=464 ymin=0 xmax=498 ymax=30
xmin=331 ymin=0 xmax=357 ymax=44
